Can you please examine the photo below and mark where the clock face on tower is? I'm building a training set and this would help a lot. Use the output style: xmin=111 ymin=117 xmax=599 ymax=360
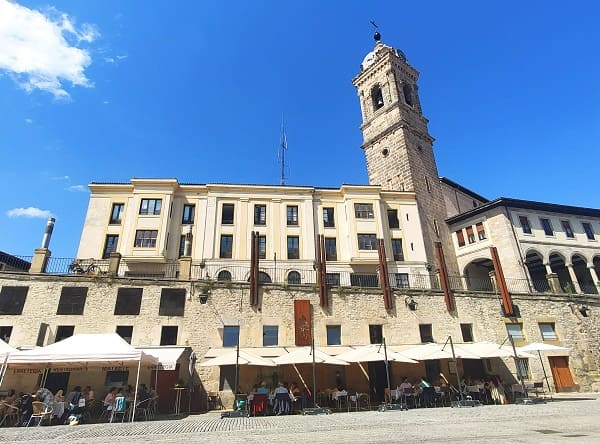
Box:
xmin=361 ymin=51 xmax=377 ymax=70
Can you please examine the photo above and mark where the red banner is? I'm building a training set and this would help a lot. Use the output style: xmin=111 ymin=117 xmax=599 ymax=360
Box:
xmin=294 ymin=300 xmax=312 ymax=346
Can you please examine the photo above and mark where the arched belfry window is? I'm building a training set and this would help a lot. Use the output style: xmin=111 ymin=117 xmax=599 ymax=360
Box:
xmin=403 ymin=83 xmax=413 ymax=106
xmin=371 ymin=85 xmax=384 ymax=111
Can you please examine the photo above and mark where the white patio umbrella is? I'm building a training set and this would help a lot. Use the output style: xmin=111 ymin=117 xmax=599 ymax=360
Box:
xmin=337 ymin=344 xmax=417 ymax=364
xmin=199 ymin=349 xmax=276 ymax=367
xmin=461 ymin=341 xmax=535 ymax=359
xmin=273 ymin=347 xmax=349 ymax=366
xmin=517 ymin=342 xmax=569 ymax=393
xmin=399 ymin=342 xmax=480 ymax=361
xmin=0 ymin=339 xmax=17 ymax=388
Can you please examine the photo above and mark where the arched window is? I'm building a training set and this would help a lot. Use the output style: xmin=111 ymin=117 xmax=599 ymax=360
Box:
xmin=371 ymin=85 xmax=384 ymax=111
xmin=258 ymin=272 xmax=272 ymax=284
xmin=403 ymin=83 xmax=413 ymax=106
xmin=287 ymin=271 xmax=301 ymax=285
xmin=217 ymin=270 xmax=232 ymax=281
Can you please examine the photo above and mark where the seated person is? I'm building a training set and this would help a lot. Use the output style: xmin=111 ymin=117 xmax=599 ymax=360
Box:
xmin=136 ymin=384 xmax=150 ymax=408
xmin=34 ymin=386 xmax=55 ymax=411
xmin=0 ymin=389 xmax=17 ymax=415
xmin=66 ymin=386 xmax=84 ymax=425
xmin=103 ymin=387 xmax=117 ymax=411
xmin=54 ymin=389 xmax=64 ymax=402
xmin=256 ymin=381 xmax=269 ymax=395
xmin=398 ymin=378 xmax=413 ymax=393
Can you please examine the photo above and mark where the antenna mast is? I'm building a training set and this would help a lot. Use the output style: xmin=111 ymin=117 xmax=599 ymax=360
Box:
xmin=279 ymin=114 xmax=287 ymax=185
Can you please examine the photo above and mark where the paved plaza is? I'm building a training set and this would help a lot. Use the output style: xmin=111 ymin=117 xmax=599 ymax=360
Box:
xmin=1 ymin=394 xmax=599 ymax=443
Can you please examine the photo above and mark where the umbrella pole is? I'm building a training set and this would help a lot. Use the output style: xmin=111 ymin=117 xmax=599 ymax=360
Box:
xmin=383 ymin=338 xmax=391 ymax=404
xmin=448 ymin=336 xmax=464 ymax=403
xmin=0 ymin=354 xmax=8 ymax=389
xmin=508 ymin=334 xmax=527 ymax=398
xmin=312 ymin=337 xmax=317 ymax=407
xmin=538 ymin=350 xmax=552 ymax=394
xmin=233 ymin=340 xmax=240 ymax=409
xmin=132 ymin=357 xmax=141 ymax=423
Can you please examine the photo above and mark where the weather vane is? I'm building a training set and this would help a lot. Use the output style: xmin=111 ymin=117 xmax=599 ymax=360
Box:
xmin=370 ymin=20 xmax=381 ymax=42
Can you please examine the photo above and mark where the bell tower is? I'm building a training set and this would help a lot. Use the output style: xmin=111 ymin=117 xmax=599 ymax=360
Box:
xmin=352 ymin=32 xmax=458 ymax=274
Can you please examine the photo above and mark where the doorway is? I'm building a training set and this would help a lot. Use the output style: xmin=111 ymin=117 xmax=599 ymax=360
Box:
xmin=152 ymin=365 xmax=180 ymax=413
xmin=368 ymin=361 xmax=388 ymax=402
xmin=548 ymin=356 xmax=575 ymax=391
xmin=43 ymin=371 xmax=70 ymax=394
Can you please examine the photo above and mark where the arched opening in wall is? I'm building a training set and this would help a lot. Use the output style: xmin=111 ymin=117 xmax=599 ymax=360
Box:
xmin=217 ymin=270 xmax=232 ymax=281
xmin=525 ymin=250 xmax=550 ymax=292
xmin=549 ymin=253 xmax=574 ymax=294
xmin=287 ymin=271 xmax=301 ymax=285
xmin=258 ymin=271 xmax=272 ymax=284
xmin=403 ymin=83 xmax=413 ymax=106
xmin=464 ymin=259 xmax=494 ymax=291
xmin=371 ymin=84 xmax=384 ymax=111
xmin=593 ymin=256 xmax=600 ymax=282
xmin=572 ymin=254 xmax=598 ymax=294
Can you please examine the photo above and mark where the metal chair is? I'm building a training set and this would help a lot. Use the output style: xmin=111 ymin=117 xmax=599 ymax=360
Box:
xmin=26 ymin=401 xmax=52 ymax=427
xmin=110 ymin=396 xmax=128 ymax=423
xmin=273 ymin=392 xmax=292 ymax=415
xmin=0 ymin=401 xmax=20 ymax=427
xmin=207 ymin=391 xmax=224 ymax=410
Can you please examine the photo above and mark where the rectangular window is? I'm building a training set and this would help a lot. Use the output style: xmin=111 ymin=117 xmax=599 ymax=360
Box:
xmin=116 ymin=325 xmax=133 ymax=344
xmin=160 ymin=326 xmax=178 ymax=346
xmin=516 ymin=358 xmax=530 ymax=380
xmin=540 ymin=218 xmax=553 ymax=236
xmin=326 ymin=325 xmax=341 ymax=345
xmin=179 ymin=235 xmax=186 ymax=258
xmin=354 ymin=203 xmax=374 ymax=219
xmin=387 ymin=209 xmax=400 ymax=228
xmin=466 ymin=226 xmax=475 ymax=244
xmin=258 ymin=235 xmax=266 ymax=259
xmin=0 ymin=326 xmax=13 ymax=344
xmin=102 ymin=234 xmax=119 ymax=259
xmin=324 ymin=237 xmax=337 ymax=261
xmin=419 ymin=324 xmax=434 ymax=343
xmin=287 ymin=236 xmax=300 ymax=259
xmin=254 ymin=204 xmax=267 ymax=225
xmin=476 ymin=222 xmax=486 ymax=240
xmin=109 ymin=203 xmax=124 ymax=224
xmin=139 ymin=198 xmax=162 ymax=215
xmin=323 ymin=207 xmax=335 ymax=227
xmin=223 ymin=325 xmax=239 ymax=347
xmin=560 ymin=221 xmax=574 ymax=238
xmin=455 ymin=230 xmax=465 ymax=247
xmin=263 ymin=325 xmax=278 ymax=346
xmin=0 ymin=286 xmax=28 ymax=315
xmin=425 ymin=176 xmax=432 ymax=193
xmin=369 ymin=325 xmax=383 ymax=344
xmin=506 ymin=323 xmax=524 ymax=340
xmin=57 ymin=287 xmax=87 ymax=315
xmin=460 ymin=323 xmax=474 ymax=342
xmin=350 ymin=273 xmax=378 ymax=287
xmin=539 ymin=322 xmax=557 ymax=341
xmin=287 ymin=205 xmax=298 ymax=225
xmin=433 ymin=219 xmax=440 ymax=236
xmin=519 ymin=216 xmax=532 ymax=234
xmin=357 ymin=233 xmax=377 ymax=250
xmin=105 ymin=370 xmax=129 ymax=387
xmin=182 ymin=204 xmax=195 ymax=224
xmin=326 ymin=273 xmax=340 ymax=286
xmin=55 ymin=325 xmax=74 ymax=342
xmin=159 ymin=288 xmax=186 ymax=316
xmin=220 ymin=235 xmax=233 ymax=259
xmin=114 ymin=288 xmax=143 ymax=315
xmin=391 ymin=239 xmax=404 ymax=261
xmin=221 ymin=204 xmax=234 ymax=225
xmin=395 ymin=273 xmax=410 ymax=288
xmin=134 ymin=230 xmax=158 ymax=248
xmin=582 ymin=222 xmax=595 ymax=240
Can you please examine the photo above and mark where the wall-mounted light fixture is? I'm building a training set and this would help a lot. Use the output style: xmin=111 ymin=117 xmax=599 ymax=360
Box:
xmin=405 ymin=295 xmax=418 ymax=311
xmin=199 ymin=289 xmax=210 ymax=304
xmin=578 ymin=304 xmax=590 ymax=317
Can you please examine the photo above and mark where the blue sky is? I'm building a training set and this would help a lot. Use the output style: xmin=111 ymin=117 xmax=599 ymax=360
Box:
xmin=1 ymin=0 xmax=599 ymax=258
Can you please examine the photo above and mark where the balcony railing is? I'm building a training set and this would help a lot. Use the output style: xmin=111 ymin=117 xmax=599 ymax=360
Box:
xmin=118 ymin=261 xmax=180 ymax=280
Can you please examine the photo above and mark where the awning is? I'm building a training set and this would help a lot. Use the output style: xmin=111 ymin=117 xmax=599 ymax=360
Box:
xmin=204 ymin=347 xmax=288 ymax=359
xmin=136 ymin=346 xmax=187 ymax=370
xmin=461 ymin=341 xmax=535 ymax=359
xmin=200 ymin=349 xmax=276 ymax=367
xmin=392 ymin=343 xmax=480 ymax=360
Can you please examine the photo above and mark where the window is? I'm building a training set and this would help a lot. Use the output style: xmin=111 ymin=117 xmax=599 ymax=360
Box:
xmin=326 ymin=273 xmax=340 ymax=286
xmin=287 ymin=205 xmax=298 ymax=225
xmin=460 ymin=323 xmax=474 ymax=342
xmin=287 ymin=271 xmax=301 ymax=285
xmin=358 ymin=234 xmax=377 ymax=250
xmin=540 ymin=218 xmax=553 ymax=236
xmin=287 ymin=236 xmax=299 ymax=259
xmin=159 ymin=288 xmax=185 ymax=316
xmin=387 ymin=209 xmax=400 ymax=228
xmin=263 ymin=326 xmax=278 ymax=346
xmin=221 ymin=204 xmax=234 ymax=225
xmin=325 ymin=238 xmax=337 ymax=261
xmin=419 ymin=324 xmax=434 ymax=343
xmin=178 ymin=235 xmax=186 ymax=258
xmin=326 ymin=325 xmax=341 ymax=345
xmin=395 ymin=273 xmax=410 ymax=288
xmin=425 ymin=176 xmax=431 ymax=193
xmin=258 ymin=272 xmax=272 ymax=284
xmin=476 ymin=222 xmax=486 ymax=240
xmin=539 ymin=322 xmax=557 ymax=341
xmin=466 ymin=226 xmax=475 ymax=244
xmin=254 ymin=205 xmax=266 ymax=225
xmin=102 ymin=234 xmax=119 ymax=259
xmin=105 ymin=370 xmax=129 ymax=387
xmin=139 ymin=198 xmax=161 ymax=215
xmin=116 ymin=326 xmax=133 ymax=344
xmin=516 ymin=358 xmax=530 ymax=380
xmin=560 ymin=221 xmax=574 ymax=238
xmin=182 ymin=204 xmax=195 ymax=224
xmin=369 ymin=325 xmax=383 ymax=344
xmin=582 ymin=222 xmax=595 ymax=240
xmin=160 ymin=326 xmax=178 ymax=345
xmin=323 ymin=207 xmax=335 ymax=227
xmin=258 ymin=235 xmax=266 ymax=259
xmin=506 ymin=323 xmax=524 ymax=340
xmin=0 ymin=286 xmax=28 ymax=315
xmin=403 ymin=83 xmax=413 ymax=106
xmin=519 ymin=216 xmax=532 ymax=234
xmin=372 ymin=84 xmax=384 ymax=110
xmin=57 ymin=287 xmax=87 ymax=315
xmin=455 ymin=230 xmax=465 ymax=247
xmin=220 ymin=235 xmax=233 ymax=258
xmin=134 ymin=230 xmax=158 ymax=248
xmin=391 ymin=239 xmax=404 ymax=261
xmin=114 ymin=288 xmax=143 ymax=315
xmin=217 ymin=270 xmax=232 ymax=281
xmin=109 ymin=203 xmax=124 ymax=224
xmin=354 ymin=203 xmax=374 ymax=219
xmin=350 ymin=273 xmax=378 ymax=287
xmin=223 ymin=325 xmax=239 ymax=347
xmin=55 ymin=325 xmax=74 ymax=342
xmin=433 ymin=219 xmax=439 ymax=236
xmin=0 ymin=326 xmax=13 ymax=343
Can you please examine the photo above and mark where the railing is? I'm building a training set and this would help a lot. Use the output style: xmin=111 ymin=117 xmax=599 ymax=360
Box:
xmin=43 ymin=257 xmax=110 ymax=275
xmin=0 ymin=254 xmax=32 ymax=272
xmin=118 ymin=260 xmax=180 ymax=280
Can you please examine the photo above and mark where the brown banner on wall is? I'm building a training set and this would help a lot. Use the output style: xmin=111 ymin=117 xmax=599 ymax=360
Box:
xmin=294 ymin=300 xmax=312 ymax=346
xmin=377 ymin=239 xmax=393 ymax=310
xmin=490 ymin=246 xmax=515 ymax=316
xmin=249 ymin=231 xmax=259 ymax=306
xmin=435 ymin=242 xmax=455 ymax=311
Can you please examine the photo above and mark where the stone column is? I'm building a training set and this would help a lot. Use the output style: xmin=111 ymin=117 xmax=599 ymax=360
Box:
xmin=179 ymin=257 xmax=192 ymax=281
xmin=108 ymin=252 xmax=122 ymax=276
xmin=546 ymin=273 xmax=561 ymax=294
xmin=566 ymin=264 xmax=582 ymax=294
xmin=586 ymin=265 xmax=599 ymax=294
xmin=30 ymin=248 xmax=50 ymax=273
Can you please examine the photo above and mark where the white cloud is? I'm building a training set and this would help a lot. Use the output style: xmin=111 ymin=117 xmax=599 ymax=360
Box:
xmin=104 ymin=57 xmax=115 ymax=63
xmin=102 ymin=100 xmax=109 ymax=105
xmin=116 ymin=55 xmax=128 ymax=60
xmin=67 ymin=184 xmax=87 ymax=192
xmin=24 ymin=118 xmax=33 ymax=124
xmin=52 ymin=175 xmax=70 ymax=181
xmin=7 ymin=207 xmax=53 ymax=218
xmin=0 ymin=0 xmax=99 ymax=99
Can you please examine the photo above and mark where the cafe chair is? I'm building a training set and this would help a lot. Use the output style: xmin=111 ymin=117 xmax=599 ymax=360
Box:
xmin=273 ymin=393 xmax=291 ymax=415
xmin=110 ymin=396 xmax=128 ymax=423
xmin=26 ymin=401 xmax=53 ymax=427
xmin=207 ymin=391 xmax=224 ymax=410
xmin=251 ymin=393 xmax=268 ymax=416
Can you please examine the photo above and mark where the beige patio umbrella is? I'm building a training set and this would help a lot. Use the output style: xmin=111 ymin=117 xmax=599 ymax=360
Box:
xmin=461 ymin=341 xmax=535 ymax=359
xmin=273 ymin=347 xmax=349 ymax=366
xmin=199 ymin=349 xmax=276 ymax=367
xmin=517 ymin=342 xmax=569 ymax=393
xmin=399 ymin=342 xmax=480 ymax=360
xmin=336 ymin=344 xmax=417 ymax=364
